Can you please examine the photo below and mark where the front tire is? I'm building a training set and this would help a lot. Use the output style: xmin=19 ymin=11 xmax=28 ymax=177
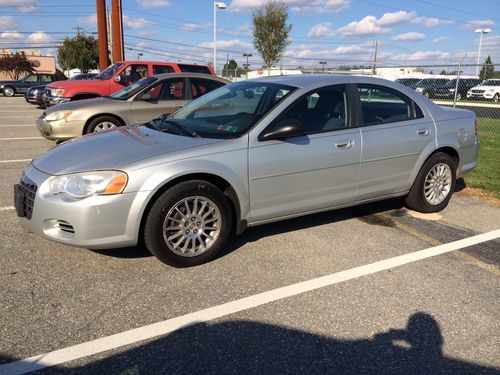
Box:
xmin=144 ymin=180 xmax=233 ymax=267
xmin=85 ymin=116 xmax=121 ymax=134
xmin=2 ymin=86 xmax=15 ymax=97
xmin=406 ymin=153 xmax=456 ymax=213
xmin=494 ymin=93 xmax=499 ymax=103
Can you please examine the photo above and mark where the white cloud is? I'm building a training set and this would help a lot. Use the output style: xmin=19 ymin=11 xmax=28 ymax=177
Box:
xmin=392 ymin=50 xmax=450 ymax=62
xmin=137 ymin=0 xmax=172 ymax=9
xmin=0 ymin=16 xmax=18 ymax=29
xmin=432 ymin=36 xmax=449 ymax=44
xmin=337 ymin=16 xmax=390 ymax=37
xmin=462 ymin=19 xmax=495 ymax=29
xmin=198 ymin=39 xmax=253 ymax=51
xmin=230 ymin=0 xmax=350 ymax=13
xmin=77 ymin=13 xmax=97 ymax=26
xmin=412 ymin=16 xmax=453 ymax=27
xmin=0 ymin=0 xmax=39 ymax=13
xmin=377 ymin=11 xmax=415 ymax=26
xmin=0 ymin=31 xmax=23 ymax=40
xmin=27 ymin=31 xmax=52 ymax=43
xmin=123 ymin=16 xmax=155 ymax=29
xmin=308 ymin=23 xmax=335 ymax=37
xmin=180 ymin=23 xmax=208 ymax=32
xmin=392 ymin=32 xmax=425 ymax=42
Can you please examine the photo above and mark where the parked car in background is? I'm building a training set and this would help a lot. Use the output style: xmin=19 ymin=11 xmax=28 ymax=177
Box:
xmin=394 ymin=78 xmax=421 ymax=87
xmin=37 ymin=73 xmax=229 ymax=141
xmin=18 ymin=75 xmax=478 ymax=267
xmin=27 ymin=74 xmax=99 ymax=108
xmin=413 ymin=78 xmax=451 ymax=98
xmin=432 ymin=78 xmax=482 ymax=101
xmin=1 ymin=73 xmax=66 ymax=97
xmin=43 ymin=61 xmax=216 ymax=107
xmin=467 ymin=79 xmax=500 ymax=102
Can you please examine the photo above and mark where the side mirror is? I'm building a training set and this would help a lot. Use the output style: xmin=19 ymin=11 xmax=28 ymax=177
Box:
xmin=259 ymin=120 xmax=306 ymax=141
xmin=114 ymin=75 xmax=121 ymax=83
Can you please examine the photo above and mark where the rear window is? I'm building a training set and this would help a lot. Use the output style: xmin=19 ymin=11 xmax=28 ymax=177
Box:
xmin=178 ymin=64 xmax=211 ymax=74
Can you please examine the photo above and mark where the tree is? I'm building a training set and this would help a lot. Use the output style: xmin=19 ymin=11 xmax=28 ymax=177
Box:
xmin=479 ymin=55 xmax=494 ymax=81
xmin=252 ymin=1 xmax=292 ymax=69
xmin=57 ymin=34 xmax=99 ymax=73
xmin=222 ymin=59 xmax=238 ymax=77
xmin=0 ymin=53 xmax=35 ymax=80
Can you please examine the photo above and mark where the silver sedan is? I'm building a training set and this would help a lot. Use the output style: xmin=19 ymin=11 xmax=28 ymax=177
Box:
xmin=36 ymin=73 xmax=229 ymax=141
xmin=16 ymin=75 xmax=479 ymax=267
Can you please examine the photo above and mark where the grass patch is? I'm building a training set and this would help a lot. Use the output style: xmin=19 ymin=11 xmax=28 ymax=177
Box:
xmin=464 ymin=118 xmax=500 ymax=199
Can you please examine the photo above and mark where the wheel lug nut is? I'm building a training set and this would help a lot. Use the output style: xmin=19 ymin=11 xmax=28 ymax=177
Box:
xmin=197 ymin=222 xmax=201 ymax=226
xmin=191 ymin=217 xmax=196 ymax=221
xmin=185 ymin=230 xmax=190 ymax=234
xmin=193 ymin=229 xmax=198 ymax=234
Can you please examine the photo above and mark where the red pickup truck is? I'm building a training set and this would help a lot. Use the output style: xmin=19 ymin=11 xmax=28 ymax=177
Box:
xmin=44 ymin=61 xmax=216 ymax=107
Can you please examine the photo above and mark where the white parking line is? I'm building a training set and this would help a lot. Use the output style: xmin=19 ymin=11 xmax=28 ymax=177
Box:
xmin=0 ymin=137 xmax=44 ymax=141
xmin=0 ymin=206 xmax=14 ymax=211
xmin=1 ymin=229 xmax=498 ymax=375
xmin=0 ymin=159 xmax=31 ymax=164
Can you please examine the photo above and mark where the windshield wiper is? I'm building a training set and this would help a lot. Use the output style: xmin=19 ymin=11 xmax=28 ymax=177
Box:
xmin=160 ymin=119 xmax=198 ymax=137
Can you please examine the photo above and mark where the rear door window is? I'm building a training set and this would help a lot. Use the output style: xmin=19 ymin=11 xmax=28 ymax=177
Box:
xmin=178 ymin=64 xmax=211 ymax=74
xmin=357 ymin=85 xmax=423 ymax=126
xmin=153 ymin=65 xmax=175 ymax=75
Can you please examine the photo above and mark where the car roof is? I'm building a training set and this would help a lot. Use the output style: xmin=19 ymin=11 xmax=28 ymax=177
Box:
xmin=151 ymin=72 xmax=230 ymax=83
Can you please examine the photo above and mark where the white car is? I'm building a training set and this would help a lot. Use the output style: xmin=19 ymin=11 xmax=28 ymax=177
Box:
xmin=467 ymin=79 xmax=500 ymax=102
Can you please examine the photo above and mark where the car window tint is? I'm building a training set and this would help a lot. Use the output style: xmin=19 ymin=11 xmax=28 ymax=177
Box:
xmin=358 ymin=85 xmax=422 ymax=126
xmin=178 ymin=64 xmax=211 ymax=74
xmin=40 ymin=75 xmax=52 ymax=83
xmin=24 ymin=75 xmax=37 ymax=83
xmin=190 ymin=78 xmax=225 ymax=99
xmin=275 ymin=85 xmax=348 ymax=134
xmin=153 ymin=65 xmax=175 ymax=75
xmin=159 ymin=79 xmax=186 ymax=100
xmin=122 ymin=64 xmax=149 ymax=83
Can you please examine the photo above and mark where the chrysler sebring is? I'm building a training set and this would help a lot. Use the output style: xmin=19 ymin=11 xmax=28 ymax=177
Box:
xmin=15 ymin=75 xmax=479 ymax=267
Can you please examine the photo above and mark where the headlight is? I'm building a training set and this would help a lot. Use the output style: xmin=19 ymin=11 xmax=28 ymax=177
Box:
xmin=45 ymin=111 xmax=73 ymax=121
xmin=416 ymin=87 xmax=424 ymax=92
xmin=50 ymin=88 xmax=65 ymax=97
xmin=45 ymin=171 xmax=128 ymax=198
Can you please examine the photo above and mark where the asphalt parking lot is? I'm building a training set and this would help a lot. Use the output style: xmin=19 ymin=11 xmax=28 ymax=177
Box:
xmin=0 ymin=96 xmax=499 ymax=374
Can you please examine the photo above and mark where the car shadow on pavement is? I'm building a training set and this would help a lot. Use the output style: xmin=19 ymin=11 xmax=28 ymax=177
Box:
xmin=2 ymin=312 xmax=497 ymax=373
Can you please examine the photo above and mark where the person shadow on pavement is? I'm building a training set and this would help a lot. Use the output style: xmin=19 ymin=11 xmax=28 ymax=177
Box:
xmin=3 ymin=311 xmax=494 ymax=374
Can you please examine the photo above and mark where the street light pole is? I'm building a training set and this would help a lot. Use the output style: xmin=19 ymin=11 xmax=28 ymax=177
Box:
xmin=475 ymin=28 xmax=491 ymax=76
xmin=319 ymin=61 xmax=327 ymax=73
xmin=137 ymin=53 xmax=143 ymax=61
xmin=213 ymin=2 xmax=227 ymax=74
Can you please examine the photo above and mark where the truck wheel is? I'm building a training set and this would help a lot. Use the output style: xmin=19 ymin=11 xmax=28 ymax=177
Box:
xmin=494 ymin=94 xmax=499 ymax=103
xmin=85 ymin=116 xmax=121 ymax=134
xmin=2 ymin=86 xmax=15 ymax=97
xmin=406 ymin=152 xmax=456 ymax=213
xmin=144 ymin=180 xmax=233 ymax=267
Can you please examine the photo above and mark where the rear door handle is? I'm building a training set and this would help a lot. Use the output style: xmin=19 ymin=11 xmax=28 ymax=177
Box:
xmin=417 ymin=128 xmax=430 ymax=136
xmin=335 ymin=139 xmax=353 ymax=149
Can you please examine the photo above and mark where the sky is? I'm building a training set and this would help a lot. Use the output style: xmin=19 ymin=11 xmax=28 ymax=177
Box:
xmin=0 ymin=0 xmax=499 ymax=72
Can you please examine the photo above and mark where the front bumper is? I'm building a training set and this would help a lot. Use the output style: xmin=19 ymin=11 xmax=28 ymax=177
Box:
xmin=16 ymin=164 xmax=147 ymax=249
xmin=36 ymin=116 xmax=85 ymax=141
xmin=43 ymin=94 xmax=71 ymax=108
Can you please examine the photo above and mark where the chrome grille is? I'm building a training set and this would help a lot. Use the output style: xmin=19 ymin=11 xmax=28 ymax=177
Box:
xmin=18 ymin=175 xmax=37 ymax=220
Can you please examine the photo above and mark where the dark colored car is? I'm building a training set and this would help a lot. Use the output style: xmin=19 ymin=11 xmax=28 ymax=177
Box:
xmin=413 ymin=78 xmax=451 ymax=98
xmin=25 ymin=85 xmax=46 ymax=107
xmin=395 ymin=78 xmax=422 ymax=87
xmin=432 ymin=78 xmax=482 ymax=101
xmin=1 ymin=73 xmax=66 ymax=97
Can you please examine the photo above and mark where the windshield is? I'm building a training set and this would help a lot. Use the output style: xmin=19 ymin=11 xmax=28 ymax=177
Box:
xmin=108 ymin=77 xmax=157 ymax=100
xmin=164 ymin=81 xmax=296 ymax=139
xmin=96 ymin=63 xmax=124 ymax=80
xmin=482 ymin=80 xmax=500 ymax=86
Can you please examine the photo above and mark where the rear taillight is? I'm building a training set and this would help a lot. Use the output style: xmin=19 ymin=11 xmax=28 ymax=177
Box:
xmin=474 ymin=118 xmax=479 ymax=135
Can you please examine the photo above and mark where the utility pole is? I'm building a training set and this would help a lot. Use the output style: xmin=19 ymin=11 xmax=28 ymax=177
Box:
xmin=111 ymin=0 xmax=124 ymax=62
xmin=319 ymin=61 xmax=327 ymax=73
xmin=96 ymin=0 xmax=110 ymax=70
xmin=372 ymin=40 xmax=378 ymax=76
xmin=72 ymin=26 xmax=84 ymax=35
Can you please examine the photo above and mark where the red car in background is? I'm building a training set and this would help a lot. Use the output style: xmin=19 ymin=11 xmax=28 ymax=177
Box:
xmin=44 ymin=61 xmax=216 ymax=107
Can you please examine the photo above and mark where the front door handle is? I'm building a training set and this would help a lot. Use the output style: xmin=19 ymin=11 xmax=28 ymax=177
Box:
xmin=173 ymin=105 xmax=184 ymax=109
xmin=335 ymin=139 xmax=353 ymax=149
xmin=417 ymin=128 xmax=430 ymax=136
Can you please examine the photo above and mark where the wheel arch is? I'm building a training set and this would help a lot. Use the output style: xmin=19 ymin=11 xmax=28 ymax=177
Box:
xmin=83 ymin=113 xmax=127 ymax=134
xmin=138 ymin=173 xmax=245 ymax=246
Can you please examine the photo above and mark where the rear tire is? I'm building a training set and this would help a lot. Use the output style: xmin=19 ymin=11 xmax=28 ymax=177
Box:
xmin=494 ymin=93 xmax=499 ymax=103
xmin=144 ymin=180 xmax=233 ymax=267
xmin=406 ymin=152 xmax=456 ymax=213
xmin=2 ymin=86 xmax=15 ymax=97
xmin=85 ymin=116 xmax=121 ymax=134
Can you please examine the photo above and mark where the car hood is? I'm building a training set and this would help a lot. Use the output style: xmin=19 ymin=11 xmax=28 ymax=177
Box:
xmin=44 ymin=96 xmax=125 ymax=113
xmin=32 ymin=125 xmax=223 ymax=175
xmin=46 ymin=79 xmax=97 ymax=89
